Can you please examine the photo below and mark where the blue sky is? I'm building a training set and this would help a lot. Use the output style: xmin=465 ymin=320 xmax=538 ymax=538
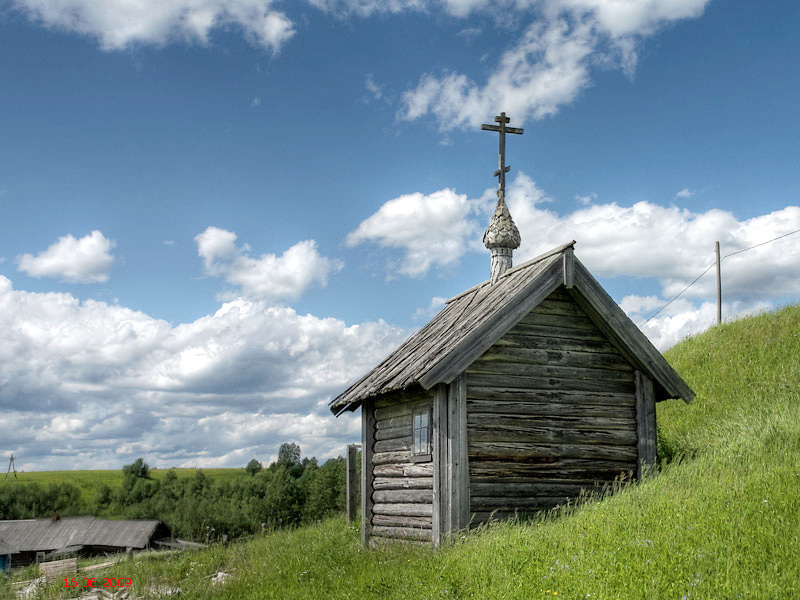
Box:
xmin=1 ymin=0 xmax=799 ymax=471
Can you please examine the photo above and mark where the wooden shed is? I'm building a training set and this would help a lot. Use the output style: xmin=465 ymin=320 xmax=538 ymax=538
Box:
xmin=330 ymin=113 xmax=694 ymax=546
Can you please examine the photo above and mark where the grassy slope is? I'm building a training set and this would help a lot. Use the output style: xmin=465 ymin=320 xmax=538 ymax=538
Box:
xmin=4 ymin=305 xmax=799 ymax=599
xmin=2 ymin=469 xmax=247 ymax=503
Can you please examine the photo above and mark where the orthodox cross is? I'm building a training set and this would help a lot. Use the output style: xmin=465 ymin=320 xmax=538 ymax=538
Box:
xmin=480 ymin=112 xmax=523 ymax=196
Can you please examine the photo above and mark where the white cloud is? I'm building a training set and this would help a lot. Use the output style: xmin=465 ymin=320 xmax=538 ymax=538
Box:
xmin=195 ymin=226 xmax=343 ymax=302
xmin=0 ymin=274 xmax=409 ymax=470
xmin=251 ymin=96 xmax=262 ymax=107
xmin=307 ymin=0 xmax=426 ymax=17
xmin=17 ymin=230 xmax=115 ymax=283
xmin=364 ymin=74 xmax=384 ymax=102
xmin=413 ymin=295 xmax=447 ymax=321
xmin=11 ymin=0 xmax=294 ymax=52
xmin=575 ymin=192 xmax=597 ymax=205
xmin=345 ymin=188 xmax=486 ymax=277
xmin=400 ymin=0 xmax=709 ymax=129
xmin=676 ymin=187 xmax=695 ymax=199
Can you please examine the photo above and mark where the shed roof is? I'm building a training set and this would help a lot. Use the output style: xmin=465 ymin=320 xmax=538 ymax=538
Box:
xmin=0 ymin=536 xmax=14 ymax=555
xmin=0 ymin=518 xmax=162 ymax=553
xmin=330 ymin=241 xmax=694 ymax=414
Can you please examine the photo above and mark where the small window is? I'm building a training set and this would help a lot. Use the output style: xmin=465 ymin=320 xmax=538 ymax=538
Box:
xmin=412 ymin=406 xmax=431 ymax=461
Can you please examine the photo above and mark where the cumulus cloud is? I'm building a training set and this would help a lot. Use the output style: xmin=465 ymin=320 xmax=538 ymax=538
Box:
xmin=0 ymin=275 xmax=409 ymax=470
xmin=364 ymin=74 xmax=384 ymax=102
xmin=676 ymin=187 xmax=695 ymax=199
xmin=195 ymin=226 xmax=343 ymax=301
xmin=399 ymin=0 xmax=709 ymax=129
xmin=307 ymin=0 xmax=426 ymax=17
xmin=11 ymin=0 xmax=295 ymax=52
xmin=346 ymin=188 xmax=486 ymax=277
xmin=17 ymin=230 xmax=115 ymax=283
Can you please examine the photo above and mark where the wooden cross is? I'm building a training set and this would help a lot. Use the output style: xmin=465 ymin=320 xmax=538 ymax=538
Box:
xmin=481 ymin=112 xmax=523 ymax=195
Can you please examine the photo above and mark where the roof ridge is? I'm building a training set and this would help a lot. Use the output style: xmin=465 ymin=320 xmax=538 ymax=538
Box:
xmin=446 ymin=240 xmax=576 ymax=304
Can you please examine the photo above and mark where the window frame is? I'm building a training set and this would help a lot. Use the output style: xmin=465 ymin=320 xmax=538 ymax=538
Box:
xmin=410 ymin=404 xmax=432 ymax=463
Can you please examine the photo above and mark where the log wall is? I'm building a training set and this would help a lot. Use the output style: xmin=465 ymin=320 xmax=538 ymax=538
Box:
xmin=466 ymin=287 xmax=638 ymax=523
xmin=369 ymin=388 xmax=434 ymax=543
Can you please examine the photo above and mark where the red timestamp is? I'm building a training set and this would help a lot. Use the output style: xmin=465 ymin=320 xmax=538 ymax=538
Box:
xmin=64 ymin=577 xmax=133 ymax=589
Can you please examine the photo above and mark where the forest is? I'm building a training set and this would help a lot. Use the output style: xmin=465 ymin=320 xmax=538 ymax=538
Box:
xmin=0 ymin=443 xmax=356 ymax=542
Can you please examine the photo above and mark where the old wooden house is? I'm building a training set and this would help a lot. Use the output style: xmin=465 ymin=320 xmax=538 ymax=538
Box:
xmin=330 ymin=113 xmax=694 ymax=547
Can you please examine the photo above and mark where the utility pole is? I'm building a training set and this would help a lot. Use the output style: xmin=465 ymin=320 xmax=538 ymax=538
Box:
xmin=715 ymin=241 xmax=722 ymax=325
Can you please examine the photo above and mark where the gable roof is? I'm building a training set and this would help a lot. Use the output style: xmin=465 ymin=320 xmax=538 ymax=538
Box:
xmin=0 ymin=536 xmax=14 ymax=555
xmin=330 ymin=241 xmax=694 ymax=415
xmin=0 ymin=517 xmax=162 ymax=553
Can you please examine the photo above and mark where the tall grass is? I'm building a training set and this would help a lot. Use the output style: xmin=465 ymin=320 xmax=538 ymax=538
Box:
xmin=3 ymin=305 xmax=799 ymax=599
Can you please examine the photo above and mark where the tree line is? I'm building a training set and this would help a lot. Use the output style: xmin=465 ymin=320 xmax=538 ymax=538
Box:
xmin=0 ymin=443 xmax=359 ymax=542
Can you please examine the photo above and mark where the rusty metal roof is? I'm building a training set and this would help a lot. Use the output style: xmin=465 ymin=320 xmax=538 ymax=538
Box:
xmin=0 ymin=518 xmax=162 ymax=553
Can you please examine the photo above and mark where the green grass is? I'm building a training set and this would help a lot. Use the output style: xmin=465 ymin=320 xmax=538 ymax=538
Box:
xmin=2 ymin=469 xmax=248 ymax=503
xmin=3 ymin=304 xmax=799 ymax=599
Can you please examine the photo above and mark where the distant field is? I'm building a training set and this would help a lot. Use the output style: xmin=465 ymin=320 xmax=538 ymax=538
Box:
xmin=3 ymin=468 xmax=248 ymax=502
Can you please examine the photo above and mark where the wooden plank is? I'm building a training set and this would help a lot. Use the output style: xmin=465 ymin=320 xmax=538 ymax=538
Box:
xmin=373 ymin=489 xmax=433 ymax=504
xmin=468 ymin=441 xmax=638 ymax=462
xmin=419 ymin=257 xmax=564 ymax=388
xmin=373 ymin=503 xmax=433 ymax=517
xmin=467 ymin=426 xmax=638 ymax=446
xmin=372 ymin=450 xmax=412 ymax=465
xmin=374 ymin=437 xmax=411 ymax=453
xmin=375 ymin=415 xmax=413 ymax=430
xmin=374 ymin=388 xmax=432 ymax=409
xmin=373 ymin=463 xmax=434 ymax=478
xmin=371 ymin=526 xmax=432 ymax=542
xmin=374 ymin=477 xmax=433 ymax=490
xmin=467 ymin=400 xmax=635 ymax=419
xmin=374 ymin=403 xmax=414 ymax=421
xmin=571 ymin=260 xmax=695 ymax=402
xmin=449 ymin=372 xmax=469 ymax=534
xmin=466 ymin=360 xmax=634 ymax=382
xmin=432 ymin=383 xmax=447 ymax=547
xmin=346 ymin=444 xmax=358 ymax=524
xmin=563 ymin=246 xmax=574 ymax=288
xmin=469 ymin=475 xmax=620 ymax=486
xmin=635 ymin=370 xmax=657 ymax=478
xmin=466 ymin=387 xmax=635 ymax=407
xmin=477 ymin=345 xmax=633 ymax=372
xmin=466 ymin=373 xmax=635 ymax=394
xmin=371 ymin=515 xmax=433 ymax=529
xmin=466 ymin=414 xmax=636 ymax=432
xmin=517 ymin=311 xmax=598 ymax=331
xmin=361 ymin=399 xmax=376 ymax=546
xmin=39 ymin=558 xmax=77 ymax=581
xmin=374 ymin=426 xmax=410 ymax=441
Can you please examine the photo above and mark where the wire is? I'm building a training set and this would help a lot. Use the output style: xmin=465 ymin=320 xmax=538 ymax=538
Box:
xmin=641 ymin=262 xmax=715 ymax=324
xmin=639 ymin=227 xmax=800 ymax=326
xmin=722 ymin=227 xmax=800 ymax=259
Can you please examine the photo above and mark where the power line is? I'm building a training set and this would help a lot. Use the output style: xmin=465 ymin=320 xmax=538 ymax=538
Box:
xmin=639 ymin=227 xmax=800 ymax=326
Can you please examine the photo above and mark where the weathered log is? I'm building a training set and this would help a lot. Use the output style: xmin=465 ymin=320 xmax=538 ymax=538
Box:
xmin=375 ymin=415 xmax=413 ymax=430
xmin=466 ymin=413 xmax=636 ymax=432
xmin=470 ymin=496 xmax=572 ymax=509
xmin=468 ymin=459 xmax=635 ymax=480
xmin=373 ymin=476 xmax=433 ymax=490
xmin=469 ymin=475 xmax=617 ymax=487
xmin=374 ymin=437 xmax=411 ymax=453
xmin=470 ymin=481 xmax=606 ymax=498
xmin=372 ymin=489 xmax=433 ymax=504
xmin=372 ymin=503 xmax=433 ymax=517
xmin=466 ymin=359 xmax=634 ymax=383
xmin=468 ymin=441 xmax=638 ymax=462
xmin=371 ymin=526 xmax=432 ymax=542
xmin=518 ymin=312 xmax=598 ymax=331
xmin=374 ymin=425 xmax=411 ymax=441
xmin=528 ymin=297 xmax=585 ymax=317
xmin=375 ymin=390 xmax=431 ymax=409
xmin=466 ymin=372 xmax=634 ymax=394
xmin=373 ymin=463 xmax=434 ymax=478
xmin=466 ymin=388 xmax=635 ymax=408
xmin=466 ymin=399 xmax=635 ymax=420
xmin=478 ymin=346 xmax=633 ymax=372
xmin=371 ymin=515 xmax=433 ymax=529
xmin=375 ymin=404 xmax=413 ymax=421
xmin=467 ymin=426 xmax=638 ymax=446
xmin=495 ymin=334 xmax=619 ymax=355
xmin=509 ymin=322 xmax=607 ymax=342
xmin=372 ymin=450 xmax=411 ymax=465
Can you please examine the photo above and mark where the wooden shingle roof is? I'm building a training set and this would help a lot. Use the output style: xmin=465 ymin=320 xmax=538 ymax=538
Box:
xmin=330 ymin=241 xmax=694 ymax=415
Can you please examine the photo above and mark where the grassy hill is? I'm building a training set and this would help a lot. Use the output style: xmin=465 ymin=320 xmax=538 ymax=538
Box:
xmin=3 ymin=305 xmax=799 ymax=599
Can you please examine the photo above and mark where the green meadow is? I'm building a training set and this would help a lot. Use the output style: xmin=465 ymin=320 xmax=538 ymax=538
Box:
xmin=2 ymin=304 xmax=799 ymax=599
